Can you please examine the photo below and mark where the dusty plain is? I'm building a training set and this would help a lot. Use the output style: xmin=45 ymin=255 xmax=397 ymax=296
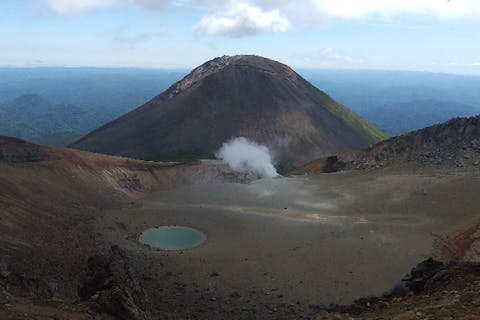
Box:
xmin=96 ymin=166 xmax=480 ymax=318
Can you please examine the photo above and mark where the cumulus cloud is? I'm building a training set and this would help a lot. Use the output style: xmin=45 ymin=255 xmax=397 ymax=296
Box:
xmin=195 ymin=0 xmax=480 ymax=24
xmin=216 ymin=137 xmax=278 ymax=178
xmin=43 ymin=0 xmax=480 ymax=25
xmin=194 ymin=2 xmax=290 ymax=37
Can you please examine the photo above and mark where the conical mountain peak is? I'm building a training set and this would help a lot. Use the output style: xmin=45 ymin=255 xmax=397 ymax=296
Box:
xmin=72 ymin=55 xmax=386 ymax=165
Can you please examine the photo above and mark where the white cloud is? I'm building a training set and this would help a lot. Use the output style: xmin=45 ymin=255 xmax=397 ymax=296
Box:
xmin=112 ymin=24 xmax=167 ymax=49
xmin=293 ymin=48 xmax=365 ymax=68
xmin=43 ymin=0 xmax=480 ymax=26
xmin=44 ymin=0 xmax=170 ymax=14
xmin=194 ymin=2 xmax=290 ymax=37
xmin=46 ymin=0 xmax=118 ymax=14
xmin=310 ymin=0 xmax=475 ymax=19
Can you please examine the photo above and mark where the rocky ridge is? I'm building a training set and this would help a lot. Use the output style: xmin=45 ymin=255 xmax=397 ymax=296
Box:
xmin=0 ymin=136 xmax=51 ymax=162
xmin=165 ymin=55 xmax=300 ymax=100
xmin=293 ymin=115 xmax=480 ymax=174
xmin=315 ymin=259 xmax=480 ymax=320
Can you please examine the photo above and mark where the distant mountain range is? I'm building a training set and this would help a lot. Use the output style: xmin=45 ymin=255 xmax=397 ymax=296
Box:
xmin=0 ymin=94 xmax=115 ymax=146
xmin=0 ymin=67 xmax=186 ymax=113
xmin=360 ymin=99 xmax=479 ymax=135
xmin=300 ymin=70 xmax=480 ymax=135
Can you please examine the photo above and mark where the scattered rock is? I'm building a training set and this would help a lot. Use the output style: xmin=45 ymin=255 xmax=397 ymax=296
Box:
xmin=309 ymin=304 xmax=327 ymax=310
xmin=310 ymin=116 xmax=480 ymax=173
xmin=437 ymin=307 xmax=452 ymax=318
xmin=78 ymin=246 xmax=150 ymax=320
xmin=390 ymin=281 xmax=408 ymax=297
xmin=458 ymin=291 xmax=476 ymax=305
xmin=392 ymin=311 xmax=415 ymax=320
xmin=424 ymin=269 xmax=448 ymax=290
xmin=0 ymin=255 xmax=10 ymax=278
xmin=117 ymin=174 xmax=144 ymax=192
xmin=401 ymin=258 xmax=445 ymax=293
xmin=0 ymin=137 xmax=50 ymax=162
xmin=314 ymin=310 xmax=353 ymax=320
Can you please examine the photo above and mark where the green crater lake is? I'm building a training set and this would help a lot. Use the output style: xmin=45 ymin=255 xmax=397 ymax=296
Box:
xmin=139 ymin=226 xmax=206 ymax=250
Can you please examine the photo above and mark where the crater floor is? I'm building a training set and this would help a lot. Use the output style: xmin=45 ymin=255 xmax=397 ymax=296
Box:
xmin=97 ymin=167 xmax=480 ymax=317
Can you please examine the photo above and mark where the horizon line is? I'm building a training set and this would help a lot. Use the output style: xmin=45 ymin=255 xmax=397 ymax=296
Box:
xmin=1 ymin=64 xmax=480 ymax=77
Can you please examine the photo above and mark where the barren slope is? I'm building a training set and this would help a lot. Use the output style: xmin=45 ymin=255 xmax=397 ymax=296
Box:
xmin=0 ymin=136 xmax=256 ymax=300
xmin=293 ymin=115 xmax=480 ymax=174
xmin=4 ymin=123 xmax=480 ymax=320
xmin=71 ymin=55 xmax=386 ymax=165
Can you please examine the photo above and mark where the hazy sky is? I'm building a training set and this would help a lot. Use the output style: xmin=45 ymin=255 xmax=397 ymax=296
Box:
xmin=2 ymin=0 xmax=480 ymax=73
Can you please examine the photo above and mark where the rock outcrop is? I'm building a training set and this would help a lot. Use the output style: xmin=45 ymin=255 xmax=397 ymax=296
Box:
xmin=78 ymin=246 xmax=150 ymax=320
xmin=0 ymin=136 xmax=50 ymax=162
xmin=294 ymin=115 xmax=480 ymax=173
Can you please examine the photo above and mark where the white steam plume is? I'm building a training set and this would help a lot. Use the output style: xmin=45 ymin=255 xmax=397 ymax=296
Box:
xmin=216 ymin=137 xmax=278 ymax=178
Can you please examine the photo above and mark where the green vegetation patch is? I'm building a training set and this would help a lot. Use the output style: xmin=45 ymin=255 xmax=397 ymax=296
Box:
xmin=305 ymin=82 xmax=388 ymax=143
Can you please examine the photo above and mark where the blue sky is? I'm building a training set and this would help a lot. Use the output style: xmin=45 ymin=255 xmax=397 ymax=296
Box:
xmin=1 ymin=0 xmax=480 ymax=73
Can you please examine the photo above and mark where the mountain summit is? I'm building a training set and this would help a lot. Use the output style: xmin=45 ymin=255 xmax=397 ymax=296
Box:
xmin=71 ymin=55 xmax=386 ymax=164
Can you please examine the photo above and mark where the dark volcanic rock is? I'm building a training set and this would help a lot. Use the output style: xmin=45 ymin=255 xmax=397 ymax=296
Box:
xmin=324 ymin=259 xmax=448 ymax=316
xmin=78 ymin=246 xmax=150 ymax=320
xmin=0 ymin=252 xmax=58 ymax=299
xmin=0 ymin=136 xmax=50 ymax=162
xmin=300 ymin=115 xmax=480 ymax=173
xmin=324 ymin=155 xmax=347 ymax=173
xmin=0 ymin=254 xmax=10 ymax=279
xmin=399 ymin=258 xmax=446 ymax=293
xmin=71 ymin=55 xmax=385 ymax=165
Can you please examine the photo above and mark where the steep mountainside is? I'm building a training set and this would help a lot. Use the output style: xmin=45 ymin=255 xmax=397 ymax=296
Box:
xmin=72 ymin=55 xmax=386 ymax=165
xmin=293 ymin=115 xmax=480 ymax=174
